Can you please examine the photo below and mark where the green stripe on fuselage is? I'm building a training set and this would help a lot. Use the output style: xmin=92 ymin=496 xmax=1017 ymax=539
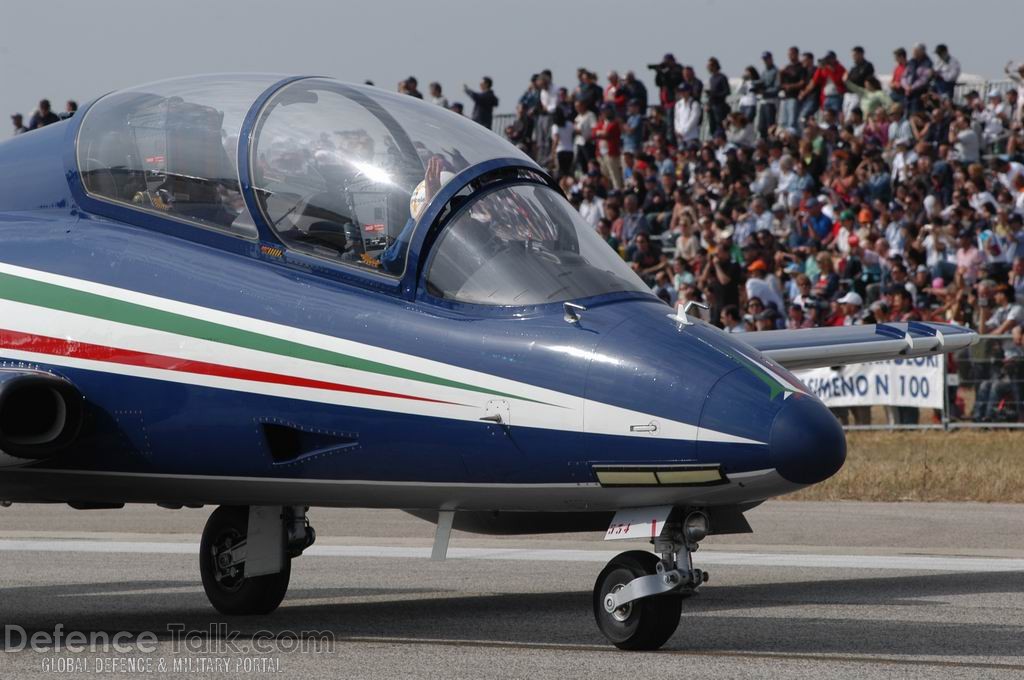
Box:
xmin=0 ymin=272 xmax=547 ymax=405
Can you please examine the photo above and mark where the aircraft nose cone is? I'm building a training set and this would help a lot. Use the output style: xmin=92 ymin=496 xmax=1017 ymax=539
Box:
xmin=769 ymin=395 xmax=846 ymax=485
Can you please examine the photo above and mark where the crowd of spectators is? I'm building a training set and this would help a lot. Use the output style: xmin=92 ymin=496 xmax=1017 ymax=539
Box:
xmin=415 ymin=45 xmax=1024 ymax=422
xmin=9 ymin=99 xmax=77 ymax=135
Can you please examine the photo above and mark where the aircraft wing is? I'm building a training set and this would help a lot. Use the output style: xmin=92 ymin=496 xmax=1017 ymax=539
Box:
xmin=738 ymin=322 xmax=978 ymax=371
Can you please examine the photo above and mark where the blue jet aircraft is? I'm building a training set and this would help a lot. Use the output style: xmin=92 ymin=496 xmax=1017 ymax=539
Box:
xmin=0 ymin=75 xmax=977 ymax=650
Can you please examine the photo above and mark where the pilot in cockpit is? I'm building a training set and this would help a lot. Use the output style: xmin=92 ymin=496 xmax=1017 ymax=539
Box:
xmin=379 ymin=155 xmax=447 ymax=273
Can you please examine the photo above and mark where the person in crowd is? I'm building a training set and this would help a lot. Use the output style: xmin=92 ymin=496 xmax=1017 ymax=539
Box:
xmin=572 ymin=98 xmax=597 ymax=176
xmin=700 ymin=237 xmax=742 ymax=326
xmin=902 ymin=44 xmax=934 ymax=114
xmin=725 ymin=111 xmax=756 ymax=148
xmin=28 ymin=99 xmax=60 ymax=130
xmin=801 ymin=51 xmax=847 ymax=116
xmin=650 ymin=53 xmax=683 ymax=139
xmin=505 ymin=103 xmax=534 ymax=156
xmin=796 ymin=51 xmax=820 ymax=126
xmin=746 ymin=259 xmax=785 ymax=312
xmin=758 ymin=51 xmax=780 ymax=138
xmin=597 ymin=217 xmax=620 ymax=253
xmin=680 ymin=65 xmax=704 ymax=103
xmin=934 ymin=44 xmax=961 ymax=99
xmin=736 ymin=66 xmax=760 ymax=122
xmin=463 ymin=76 xmax=498 ymax=129
xmin=604 ymin=71 xmax=627 ymax=119
xmin=705 ymin=57 xmax=731 ymax=138
xmin=10 ymin=113 xmax=27 ymax=136
xmin=550 ymin=106 xmax=575 ymax=179
xmin=673 ymin=83 xmax=702 ymax=145
xmin=622 ymin=99 xmax=646 ymax=155
xmin=890 ymin=47 xmax=908 ymax=106
xmin=575 ymin=69 xmax=603 ymax=113
xmin=616 ymin=193 xmax=650 ymax=245
xmin=844 ymin=46 xmax=875 ymax=120
xmin=403 ymin=77 xmax=423 ymax=99
xmin=532 ymin=70 xmax=558 ymax=161
xmin=832 ymin=291 xmax=864 ymax=325
xmin=578 ymin=184 xmax=604 ymax=229
xmin=631 ymin=230 xmax=663 ymax=276
xmin=778 ymin=46 xmax=807 ymax=133
xmin=429 ymin=82 xmax=449 ymax=108
xmin=593 ymin=104 xmax=623 ymax=190
xmin=621 ymin=71 xmax=648 ymax=111
xmin=721 ymin=304 xmax=746 ymax=333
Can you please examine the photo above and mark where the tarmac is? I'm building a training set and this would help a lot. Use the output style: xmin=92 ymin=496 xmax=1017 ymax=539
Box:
xmin=1 ymin=500 xmax=1023 ymax=679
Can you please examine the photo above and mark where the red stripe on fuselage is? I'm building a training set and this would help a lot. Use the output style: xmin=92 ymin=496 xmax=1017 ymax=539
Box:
xmin=0 ymin=329 xmax=455 ymax=405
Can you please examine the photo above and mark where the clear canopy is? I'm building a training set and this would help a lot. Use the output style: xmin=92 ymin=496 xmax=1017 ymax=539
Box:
xmin=249 ymin=79 xmax=534 ymax=274
xmin=77 ymin=74 xmax=282 ymax=237
xmin=425 ymin=183 xmax=652 ymax=306
xmin=76 ymin=75 xmax=640 ymax=305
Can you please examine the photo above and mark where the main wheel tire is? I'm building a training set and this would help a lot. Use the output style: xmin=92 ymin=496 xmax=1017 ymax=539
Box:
xmin=593 ymin=550 xmax=683 ymax=650
xmin=199 ymin=506 xmax=291 ymax=615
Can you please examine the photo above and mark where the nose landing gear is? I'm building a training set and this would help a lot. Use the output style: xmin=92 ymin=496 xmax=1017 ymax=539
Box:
xmin=593 ymin=511 xmax=709 ymax=650
xmin=199 ymin=505 xmax=315 ymax=615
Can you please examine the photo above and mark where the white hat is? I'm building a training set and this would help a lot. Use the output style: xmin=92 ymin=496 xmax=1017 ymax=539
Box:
xmin=837 ymin=291 xmax=864 ymax=306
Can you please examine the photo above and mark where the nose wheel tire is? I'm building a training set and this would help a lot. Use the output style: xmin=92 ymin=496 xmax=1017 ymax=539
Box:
xmin=593 ymin=550 xmax=682 ymax=650
xmin=199 ymin=506 xmax=291 ymax=615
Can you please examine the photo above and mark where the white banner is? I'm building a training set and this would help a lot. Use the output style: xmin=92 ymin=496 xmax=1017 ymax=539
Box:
xmin=795 ymin=356 xmax=944 ymax=409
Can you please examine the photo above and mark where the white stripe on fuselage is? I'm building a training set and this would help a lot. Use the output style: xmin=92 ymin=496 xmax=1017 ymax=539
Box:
xmin=0 ymin=262 xmax=765 ymax=444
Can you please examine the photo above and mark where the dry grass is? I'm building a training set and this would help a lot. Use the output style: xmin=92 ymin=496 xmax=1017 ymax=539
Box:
xmin=788 ymin=430 xmax=1024 ymax=502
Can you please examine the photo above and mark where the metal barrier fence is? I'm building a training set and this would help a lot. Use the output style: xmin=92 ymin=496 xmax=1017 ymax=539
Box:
xmin=841 ymin=333 xmax=1024 ymax=431
xmin=491 ymin=113 xmax=516 ymax=136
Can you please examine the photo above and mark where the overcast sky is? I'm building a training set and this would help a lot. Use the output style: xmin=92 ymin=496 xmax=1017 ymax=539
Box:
xmin=2 ymin=0 xmax=1021 ymax=121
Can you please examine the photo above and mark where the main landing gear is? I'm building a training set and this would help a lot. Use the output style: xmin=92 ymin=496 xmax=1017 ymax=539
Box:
xmin=199 ymin=505 xmax=316 ymax=615
xmin=593 ymin=510 xmax=710 ymax=650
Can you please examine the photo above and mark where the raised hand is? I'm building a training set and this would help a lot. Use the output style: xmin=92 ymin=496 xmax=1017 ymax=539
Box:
xmin=424 ymin=156 xmax=443 ymax=203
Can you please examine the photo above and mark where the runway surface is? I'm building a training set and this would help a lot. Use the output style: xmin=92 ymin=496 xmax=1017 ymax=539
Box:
xmin=1 ymin=500 xmax=1023 ymax=678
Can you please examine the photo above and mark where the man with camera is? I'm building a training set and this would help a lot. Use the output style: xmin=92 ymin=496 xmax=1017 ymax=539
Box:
xmin=649 ymin=54 xmax=684 ymax=142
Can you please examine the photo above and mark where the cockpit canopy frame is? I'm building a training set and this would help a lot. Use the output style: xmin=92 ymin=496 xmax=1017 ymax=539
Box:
xmin=69 ymin=75 xmax=651 ymax=311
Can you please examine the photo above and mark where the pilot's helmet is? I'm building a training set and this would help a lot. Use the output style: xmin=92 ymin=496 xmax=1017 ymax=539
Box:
xmin=409 ymin=171 xmax=455 ymax=220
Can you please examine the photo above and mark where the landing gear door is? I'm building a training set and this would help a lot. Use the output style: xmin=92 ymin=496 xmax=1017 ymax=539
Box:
xmin=604 ymin=505 xmax=674 ymax=541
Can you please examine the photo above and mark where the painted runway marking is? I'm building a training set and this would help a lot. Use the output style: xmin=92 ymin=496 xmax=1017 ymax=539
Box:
xmin=333 ymin=636 xmax=1024 ymax=671
xmin=1 ymin=539 xmax=1024 ymax=572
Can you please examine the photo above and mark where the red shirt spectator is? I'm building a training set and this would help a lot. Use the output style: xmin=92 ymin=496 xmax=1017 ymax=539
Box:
xmin=604 ymin=71 xmax=628 ymax=117
xmin=810 ymin=60 xmax=847 ymax=106
xmin=592 ymin=117 xmax=622 ymax=157
xmin=892 ymin=62 xmax=906 ymax=96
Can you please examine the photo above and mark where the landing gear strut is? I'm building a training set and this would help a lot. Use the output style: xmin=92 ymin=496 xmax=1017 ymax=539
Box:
xmin=593 ymin=510 xmax=709 ymax=650
xmin=199 ymin=505 xmax=315 ymax=615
